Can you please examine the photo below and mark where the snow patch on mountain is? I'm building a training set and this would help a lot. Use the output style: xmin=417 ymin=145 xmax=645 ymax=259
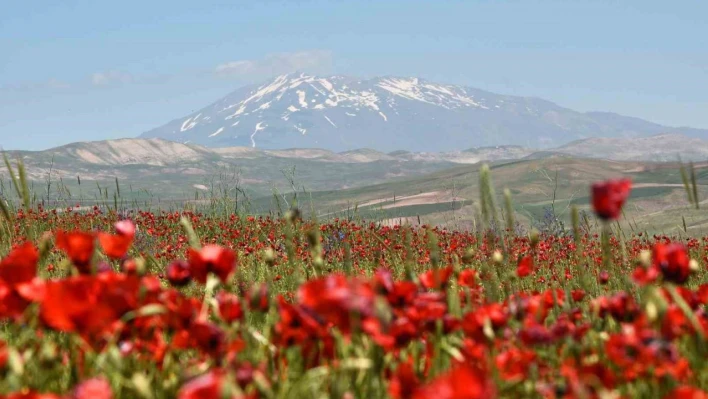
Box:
xmin=324 ymin=115 xmax=337 ymax=128
xmin=251 ymin=122 xmax=266 ymax=147
xmin=209 ymin=127 xmax=224 ymax=137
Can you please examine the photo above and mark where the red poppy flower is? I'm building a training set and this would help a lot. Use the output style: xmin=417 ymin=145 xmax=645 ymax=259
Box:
xmin=495 ymin=347 xmax=537 ymax=381
xmin=98 ymin=220 xmax=136 ymax=259
xmin=664 ymin=386 xmax=708 ymax=399
xmin=419 ymin=266 xmax=454 ymax=290
xmin=598 ymin=270 xmax=610 ymax=284
xmin=0 ymin=339 xmax=7 ymax=370
xmin=166 ymin=260 xmax=192 ymax=287
xmin=191 ymin=321 xmax=226 ymax=355
xmin=591 ymin=178 xmax=631 ymax=220
xmin=216 ymin=291 xmax=244 ymax=323
xmin=55 ymin=230 xmax=96 ymax=274
xmin=0 ymin=242 xmax=38 ymax=288
xmin=412 ymin=365 xmax=495 ymax=399
xmin=654 ymin=243 xmax=691 ymax=284
xmin=297 ymin=274 xmax=375 ymax=333
xmin=632 ymin=264 xmax=660 ymax=285
xmin=0 ymin=242 xmax=44 ymax=319
xmin=72 ymin=378 xmax=113 ymax=399
xmin=273 ymin=295 xmax=326 ymax=348
xmin=516 ymin=255 xmax=534 ymax=278
xmin=39 ymin=274 xmax=138 ymax=341
xmin=246 ymin=283 xmax=270 ymax=312
xmin=388 ymin=360 xmax=419 ymax=399
xmin=457 ymin=269 xmax=478 ymax=287
xmin=188 ymin=245 xmax=236 ymax=284
xmin=178 ymin=369 xmax=226 ymax=399
xmin=571 ymin=289 xmax=585 ymax=302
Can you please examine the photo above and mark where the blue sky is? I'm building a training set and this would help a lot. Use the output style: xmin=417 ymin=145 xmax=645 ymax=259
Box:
xmin=1 ymin=0 xmax=706 ymax=150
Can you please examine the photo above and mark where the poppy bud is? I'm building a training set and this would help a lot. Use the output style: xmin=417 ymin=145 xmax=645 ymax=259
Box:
xmin=461 ymin=248 xmax=475 ymax=264
xmin=638 ymin=250 xmax=652 ymax=267
xmin=492 ymin=251 xmax=504 ymax=264
xmin=646 ymin=301 xmax=659 ymax=322
xmin=529 ymin=229 xmax=540 ymax=249
xmin=285 ymin=208 xmax=301 ymax=224
xmin=121 ymin=258 xmax=146 ymax=276
xmin=39 ymin=342 xmax=58 ymax=369
xmin=263 ymin=248 xmax=276 ymax=267
xmin=598 ymin=270 xmax=610 ymax=284
xmin=247 ymin=283 xmax=270 ymax=313
xmin=689 ymin=259 xmax=700 ymax=272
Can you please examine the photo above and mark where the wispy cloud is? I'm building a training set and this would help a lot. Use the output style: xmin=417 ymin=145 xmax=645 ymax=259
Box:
xmin=215 ymin=50 xmax=333 ymax=78
xmin=91 ymin=70 xmax=133 ymax=86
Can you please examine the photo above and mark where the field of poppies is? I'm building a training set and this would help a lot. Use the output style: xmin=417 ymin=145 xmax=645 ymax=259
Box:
xmin=0 ymin=163 xmax=707 ymax=398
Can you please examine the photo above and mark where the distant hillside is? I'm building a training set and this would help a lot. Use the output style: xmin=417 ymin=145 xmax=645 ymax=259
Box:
xmin=553 ymin=133 xmax=708 ymax=161
xmin=277 ymin=156 xmax=708 ymax=235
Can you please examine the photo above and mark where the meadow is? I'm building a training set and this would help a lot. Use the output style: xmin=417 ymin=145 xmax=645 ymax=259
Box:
xmin=0 ymin=157 xmax=707 ymax=399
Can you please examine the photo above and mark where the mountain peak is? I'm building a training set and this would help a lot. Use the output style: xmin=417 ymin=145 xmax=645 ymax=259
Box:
xmin=140 ymin=74 xmax=708 ymax=152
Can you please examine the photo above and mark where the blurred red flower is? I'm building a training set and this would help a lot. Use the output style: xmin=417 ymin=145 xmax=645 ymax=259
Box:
xmin=98 ymin=220 xmax=135 ymax=259
xmin=188 ymin=245 xmax=236 ymax=284
xmin=517 ymin=255 xmax=534 ymax=278
xmin=654 ymin=243 xmax=691 ymax=284
xmin=72 ymin=378 xmax=113 ymax=399
xmin=166 ymin=260 xmax=192 ymax=287
xmin=56 ymin=230 xmax=96 ymax=274
xmin=412 ymin=365 xmax=496 ymax=399
xmin=591 ymin=179 xmax=631 ymax=220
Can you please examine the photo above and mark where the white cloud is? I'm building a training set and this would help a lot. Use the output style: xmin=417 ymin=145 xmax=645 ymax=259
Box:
xmin=91 ymin=70 xmax=133 ymax=86
xmin=215 ymin=50 xmax=332 ymax=78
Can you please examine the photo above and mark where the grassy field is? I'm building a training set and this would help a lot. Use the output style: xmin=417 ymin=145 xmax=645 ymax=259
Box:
xmin=1 ymin=155 xmax=707 ymax=398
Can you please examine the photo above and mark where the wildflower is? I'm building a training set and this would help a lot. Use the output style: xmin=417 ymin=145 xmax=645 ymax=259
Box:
xmin=72 ymin=378 xmax=113 ymax=399
xmin=178 ymin=369 xmax=227 ymax=399
xmin=216 ymin=292 xmax=244 ymax=323
xmin=591 ymin=178 xmax=631 ymax=220
xmin=388 ymin=360 xmax=419 ymax=399
xmin=598 ymin=270 xmax=610 ymax=284
xmin=419 ymin=266 xmax=453 ymax=290
xmin=188 ymin=245 xmax=236 ymax=284
xmin=654 ymin=243 xmax=691 ymax=284
xmin=412 ymin=365 xmax=495 ymax=399
xmin=516 ymin=255 xmax=534 ymax=278
xmin=664 ymin=386 xmax=708 ymax=399
xmin=98 ymin=220 xmax=136 ymax=259
xmin=55 ymin=230 xmax=96 ymax=273
xmin=495 ymin=347 xmax=537 ymax=381
xmin=166 ymin=260 xmax=192 ymax=287
xmin=298 ymin=274 xmax=375 ymax=333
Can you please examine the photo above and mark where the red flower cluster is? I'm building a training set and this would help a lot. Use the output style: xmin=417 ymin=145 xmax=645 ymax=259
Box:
xmin=0 ymin=179 xmax=707 ymax=398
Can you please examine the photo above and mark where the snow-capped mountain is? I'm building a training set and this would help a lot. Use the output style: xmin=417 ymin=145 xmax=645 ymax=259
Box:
xmin=141 ymin=73 xmax=708 ymax=152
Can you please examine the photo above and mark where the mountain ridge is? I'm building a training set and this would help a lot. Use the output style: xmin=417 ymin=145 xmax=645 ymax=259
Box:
xmin=140 ymin=73 xmax=708 ymax=152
